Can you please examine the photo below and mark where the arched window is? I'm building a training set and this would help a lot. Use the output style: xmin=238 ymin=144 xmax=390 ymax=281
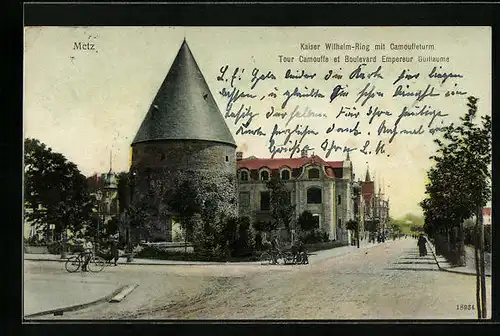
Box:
xmin=307 ymin=187 xmax=322 ymax=204
xmin=240 ymin=170 xmax=249 ymax=181
xmin=281 ymin=169 xmax=290 ymax=180
xmin=308 ymin=168 xmax=320 ymax=179
xmin=260 ymin=170 xmax=269 ymax=181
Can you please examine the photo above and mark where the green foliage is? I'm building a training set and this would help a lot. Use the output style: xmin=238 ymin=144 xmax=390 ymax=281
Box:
xmin=298 ymin=210 xmax=318 ymax=231
xmin=47 ymin=241 xmax=62 ymax=254
xmin=346 ymin=220 xmax=358 ymax=231
xmin=253 ymin=220 xmax=274 ymax=233
xmin=105 ymin=215 xmax=120 ymax=236
xmin=116 ymin=172 xmax=130 ymax=213
xmin=420 ymin=96 xmax=491 ymax=236
xmin=24 ymin=138 xmax=94 ymax=238
xmin=266 ymin=178 xmax=296 ymax=231
xmin=300 ymin=228 xmax=329 ymax=244
xmin=364 ymin=219 xmax=380 ymax=233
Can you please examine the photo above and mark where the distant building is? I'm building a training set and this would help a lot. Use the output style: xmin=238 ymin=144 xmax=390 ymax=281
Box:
xmin=87 ymin=171 xmax=120 ymax=231
xmin=237 ymin=149 xmax=355 ymax=244
xmin=483 ymin=208 xmax=492 ymax=226
xmin=360 ymin=167 xmax=390 ymax=238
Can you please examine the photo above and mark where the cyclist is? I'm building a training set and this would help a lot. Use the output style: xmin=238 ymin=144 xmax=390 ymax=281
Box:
xmin=81 ymin=238 xmax=94 ymax=272
xmin=292 ymin=240 xmax=307 ymax=264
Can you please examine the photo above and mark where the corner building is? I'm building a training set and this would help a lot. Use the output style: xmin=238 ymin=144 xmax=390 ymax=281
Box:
xmin=237 ymin=150 xmax=355 ymax=244
xmin=129 ymin=40 xmax=238 ymax=242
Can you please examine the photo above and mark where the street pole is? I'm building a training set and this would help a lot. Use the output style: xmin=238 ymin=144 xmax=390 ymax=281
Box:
xmin=479 ymin=206 xmax=487 ymax=318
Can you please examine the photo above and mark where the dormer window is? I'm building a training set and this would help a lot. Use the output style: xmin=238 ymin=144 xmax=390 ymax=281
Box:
xmin=281 ymin=169 xmax=290 ymax=180
xmin=260 ymin=170 xmax=269 ymax=181
xmin=308 ymin=168 xmax=320 ymax=179
xmin=240 ymin=170 xmax=249 ymax=181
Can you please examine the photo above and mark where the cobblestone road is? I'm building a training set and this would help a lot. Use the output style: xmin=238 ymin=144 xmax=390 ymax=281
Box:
xmin=30 ymin=239 xmax=491 ymax=320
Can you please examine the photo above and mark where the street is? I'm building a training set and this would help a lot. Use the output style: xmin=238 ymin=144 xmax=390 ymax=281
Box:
xmin=25 ymin=238 xmax=491 ymax=320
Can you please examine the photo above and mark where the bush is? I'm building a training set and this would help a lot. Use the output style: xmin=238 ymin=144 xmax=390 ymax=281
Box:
xmin=47 ymin=241 xmax=62 ymax=254
xmin=300 ymin=229 xmax=328 ymax=244
xmin=25 ymin=235 xmax=46 ymax=246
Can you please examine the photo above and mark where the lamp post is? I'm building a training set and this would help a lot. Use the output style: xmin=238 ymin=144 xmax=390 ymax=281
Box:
xmin=95 ymin=190 xmax=103 ymax=248
xmin=352 ymin=181 xmax=362 ymax=248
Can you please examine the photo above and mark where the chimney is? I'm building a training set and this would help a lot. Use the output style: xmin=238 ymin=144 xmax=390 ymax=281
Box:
xmin=300 ymin=148 xmax=308 ymax=158
xmin=236 ymin=151 xmax=243 ymax=161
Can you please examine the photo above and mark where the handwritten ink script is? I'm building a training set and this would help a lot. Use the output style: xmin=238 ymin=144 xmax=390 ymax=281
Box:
xmin=215 ymin=43 xmax=467 ymax=159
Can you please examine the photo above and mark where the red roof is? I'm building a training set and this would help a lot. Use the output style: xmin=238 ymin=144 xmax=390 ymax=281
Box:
xmin=237 ymin=155 xmax=342 ymax=178
xmin=483 ymin=208 xmax=491 ymax=217
xmin=327 ymin=161 xmax=344 ymax=168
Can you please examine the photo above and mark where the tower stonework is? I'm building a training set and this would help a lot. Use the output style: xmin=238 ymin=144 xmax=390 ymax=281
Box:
xmin=130 ymin=40 xmax=237 ymax=242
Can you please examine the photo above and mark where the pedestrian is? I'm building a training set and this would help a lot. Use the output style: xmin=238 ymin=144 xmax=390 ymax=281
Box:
xmin=417 ymin=234 xmax=427 ymax=257
xmin=81 ymin=238 xmax=94 ymax=272
xmin=270 ymin=235 xmax=279 ymax=264
xmin=111 ymin=236 xmax=119 ymax=266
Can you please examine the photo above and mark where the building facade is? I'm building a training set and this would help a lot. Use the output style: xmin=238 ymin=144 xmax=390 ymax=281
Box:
xmin=237 ymin=150 xmax=355 ymax=244
xmin=360 ymin=168 xmax=390 ymax=240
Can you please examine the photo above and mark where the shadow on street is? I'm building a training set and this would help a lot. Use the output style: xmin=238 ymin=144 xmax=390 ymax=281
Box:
xmin=394 ymin=260 xmax=436 ymax=265
xmin=386 ymin=267 xmax=440 ymax=272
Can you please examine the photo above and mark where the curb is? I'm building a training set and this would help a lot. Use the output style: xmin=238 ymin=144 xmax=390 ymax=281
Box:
xmin=109 ymin=284 xmax=139 ymax=303
xmin=24 ymin=284 xmax=136 ymax=319
xmin=426 ymin=241 xmax=491 ymax=278
xmin=24 ymin=243 xmax=389 ymax=267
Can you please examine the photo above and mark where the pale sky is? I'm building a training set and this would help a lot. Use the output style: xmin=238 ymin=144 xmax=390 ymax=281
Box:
xmin=23 ymin=27 xmax=491 ymax=218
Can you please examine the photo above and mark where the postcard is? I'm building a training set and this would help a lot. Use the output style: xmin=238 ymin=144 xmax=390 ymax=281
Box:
xmin=23 ymin=26 xmax=492 ymax=320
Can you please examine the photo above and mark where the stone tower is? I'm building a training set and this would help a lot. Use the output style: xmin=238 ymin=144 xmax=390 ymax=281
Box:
xmin=129 ymin=40 xmax=238 ymax=242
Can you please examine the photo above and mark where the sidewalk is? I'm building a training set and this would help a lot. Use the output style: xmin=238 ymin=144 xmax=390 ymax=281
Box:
xmin=23 ymin=258 xmax=136 ymax=319
xmin=426 ymin=241 xmax=491 ymax=277
xmin=24 ymin=240 xmax=386 ymax=266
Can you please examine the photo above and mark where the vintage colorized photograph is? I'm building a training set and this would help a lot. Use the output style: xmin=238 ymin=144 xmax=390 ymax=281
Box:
xmin=23 ymin=26 xmax=492 ymax=320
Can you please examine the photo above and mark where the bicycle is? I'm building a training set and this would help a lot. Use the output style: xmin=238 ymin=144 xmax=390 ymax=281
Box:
xmin=65 ymin=249 xmax=106 ymax=273
xmin=260 ymin=249 xmax=283 ymax=265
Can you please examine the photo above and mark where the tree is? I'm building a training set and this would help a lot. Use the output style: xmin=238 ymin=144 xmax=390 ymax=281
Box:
xmin=266 ymin=178 xmax=296 ymax=237
xmin=297 ymin=210 xmax=317 ymax=232
xmin=167 ymin=179 xmax=205 ymax=245
xmin=116 ymin=172 xmax=131 ymax=213
xmin=420 ymin=96 xmax=491 ymax=318
xmin=24 ymin=138 xmax=94 ymax=258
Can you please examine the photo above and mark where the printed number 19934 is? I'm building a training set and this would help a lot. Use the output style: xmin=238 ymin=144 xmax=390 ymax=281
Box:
xmin=457 ymin=304 xmax=475 ymax=310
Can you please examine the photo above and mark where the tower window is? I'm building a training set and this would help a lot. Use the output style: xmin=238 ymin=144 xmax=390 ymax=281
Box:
xmin=337 ymin=195 xmax=341 ymax=205
xmin=308 ymin=168 xmax=320 ymax=179
xmin=225 ymin=156 xmax=229 ymax=162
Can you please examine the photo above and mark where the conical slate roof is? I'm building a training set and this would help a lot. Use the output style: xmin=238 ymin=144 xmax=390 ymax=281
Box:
xmin=132 ymin=40 xmax=236 ymax=147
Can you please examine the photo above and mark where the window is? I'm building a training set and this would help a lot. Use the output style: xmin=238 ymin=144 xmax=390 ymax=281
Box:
xmin=281 ymin=169 xmax=290 ymax=180
xmin=338 ymin=218 xmax=342 ymax=228
xmin=312 ymin=214 xmax=320 ymax=228
xmin=225 ymin=156 xmax=229 ymax=162
xmin=260 ymin=191 xmax=270 ymax=210
xmin=239 ymin=192 xmax=250 ymax=208
xmin=337 ymin=195 xmax=341 ymax=205
xmin=260 ymin=170 xmax=269 ymax=181
xmin=307 ymin=187 xmax=322 ymax=204
xmin=240 ymin=170 xmax=249 ymax=181
xmin=308 ymin=168 xmax=320 ymax=179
